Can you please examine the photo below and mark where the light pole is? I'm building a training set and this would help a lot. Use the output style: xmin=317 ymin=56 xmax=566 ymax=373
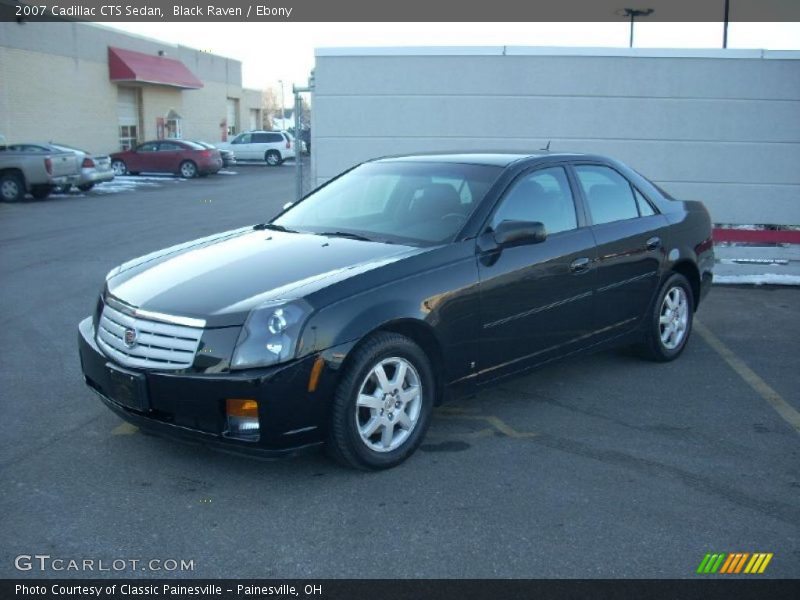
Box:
xmin=723 ymin=0 xmax=730 ymax=48
xmin=278 ymin=80 xmax=286 ymax=131
xmin=618 ymin=8 xmax=654 ymax=47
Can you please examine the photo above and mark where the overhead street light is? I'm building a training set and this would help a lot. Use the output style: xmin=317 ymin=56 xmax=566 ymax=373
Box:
xmin=617 ymin=7 xmax=654 ymax=48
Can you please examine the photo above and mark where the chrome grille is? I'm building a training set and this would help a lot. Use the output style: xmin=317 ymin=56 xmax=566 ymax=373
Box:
xmin=96 ymin=301 xmax=203 ymax=370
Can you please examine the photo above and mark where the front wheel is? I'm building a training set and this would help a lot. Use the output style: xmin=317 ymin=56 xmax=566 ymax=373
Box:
xmin=265 ymin=150 xmax=282 ymax=166
xmin=0 ymin=172 xmax=25 ymax=202
xmin=179 ymin=160 xmax=198 ymax=178
xmin=111 ymin=160 xmax=127 ymax=176
xmin=638 ymin=272 xmax=694 ymax=362
xmin=327 ymin=332 xmax=434 ymax=470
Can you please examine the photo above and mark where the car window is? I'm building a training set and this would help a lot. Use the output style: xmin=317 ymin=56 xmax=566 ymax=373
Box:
xmin=137 ymin=142 xmax=158 ymax=152
xmin=491 ymin=167 xmax=578 ymax=236
xmin=633 ymin=187 xmax=656 ymax=216
xmin=233 ymin=134 xmax=252 ymax=144
xmin=159 ymin=142 xmax=182 ymax=151
xmin=274 ymin=161 xmax=502 ymax=245
xmin=574 ymin=165 xmax=640 ymax=225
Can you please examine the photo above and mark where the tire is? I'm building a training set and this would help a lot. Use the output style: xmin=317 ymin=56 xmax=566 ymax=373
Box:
xmin=265 ymin=150 xmax=282 ymax=166
xmin=0 ymin=172 xmax=25 ymax=202
xmin=77 ymin=183 xmax=95 ymax=192
xmin=30 ymin=185 xmax=51 ymax=200
xmin=111 ymin=160 xmax=127 ymax=176
xmin=327 ymin=332 xmax=435 ymax=470
xmin=179 ymin=160 xmax=198 ymax=178
xmin=638 ymin=272 xmax=694 ymax=362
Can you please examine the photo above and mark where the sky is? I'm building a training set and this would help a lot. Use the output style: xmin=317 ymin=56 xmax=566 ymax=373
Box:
xmin=103 ymin=22 xmax=800 ymax=105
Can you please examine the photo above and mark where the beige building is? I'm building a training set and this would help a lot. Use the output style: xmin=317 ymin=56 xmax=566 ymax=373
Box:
xmin=0 ymin=21 xmax=264 ymax=154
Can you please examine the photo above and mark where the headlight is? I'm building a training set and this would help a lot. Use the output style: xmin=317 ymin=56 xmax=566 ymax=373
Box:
xmin=230 ymin=299 xmax=312 ymax=370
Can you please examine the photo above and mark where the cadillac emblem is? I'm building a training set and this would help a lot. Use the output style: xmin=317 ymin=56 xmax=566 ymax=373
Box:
xmin=123 ymin=327 xmax=137 ymax=348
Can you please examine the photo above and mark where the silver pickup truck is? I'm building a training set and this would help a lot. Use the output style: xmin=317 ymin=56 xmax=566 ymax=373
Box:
xmin=0 ymin=145 xmax=79 ymax=202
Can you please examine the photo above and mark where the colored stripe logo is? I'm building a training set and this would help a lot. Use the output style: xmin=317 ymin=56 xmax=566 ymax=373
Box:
xmin=696 ymin=552 xmax=773 ymax=574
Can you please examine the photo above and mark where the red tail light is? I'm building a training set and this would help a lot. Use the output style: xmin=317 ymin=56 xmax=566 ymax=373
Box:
xmin=200 ymin=149 xmax=212 ymax=157
xmin=44 ymin=157 xmax=52 ymax=175
xmin=82 ymin=157 xmax=95 ymax=168
xmin=286 ymin=138 xmax=291 ymax=150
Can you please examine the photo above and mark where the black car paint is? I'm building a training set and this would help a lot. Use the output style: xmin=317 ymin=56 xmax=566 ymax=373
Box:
xmin=79 ymin=152 xmax=713 ymax=456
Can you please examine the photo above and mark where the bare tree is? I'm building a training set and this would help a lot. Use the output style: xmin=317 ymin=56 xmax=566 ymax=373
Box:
xmin=261 ymin=87 xmax=280 ymax=130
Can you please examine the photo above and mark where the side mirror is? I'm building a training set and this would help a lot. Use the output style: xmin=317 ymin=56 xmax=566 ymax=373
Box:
xmin=493 ymin=220 xmax=547 ymax=247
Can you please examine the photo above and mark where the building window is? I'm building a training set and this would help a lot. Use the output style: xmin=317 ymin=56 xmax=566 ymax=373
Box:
xmin=165 ymin=110 xmax=182 ymax=139
xmin=119 ymin=125 xmax=138 ymax=151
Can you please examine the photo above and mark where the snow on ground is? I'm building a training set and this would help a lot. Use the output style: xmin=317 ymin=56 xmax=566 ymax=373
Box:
xmin=50 ymin=171 xmax=236 ymax=198
xmin=714 ymin=274 xmax=800 ymax=286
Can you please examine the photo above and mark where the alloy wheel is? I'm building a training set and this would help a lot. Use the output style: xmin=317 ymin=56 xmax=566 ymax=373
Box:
xmin=659 ymin=286 xmax=689 ymax=350
xmin=1 ymin=179 xmax=20 ymax=201
xmin=354 ymin=357 xmax=422 ymax=453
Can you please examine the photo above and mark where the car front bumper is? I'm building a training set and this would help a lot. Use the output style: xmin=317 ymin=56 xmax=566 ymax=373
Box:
xmin=79 ymin=168 xmax=115 ymax=185
xmin=78 ymin=317 xmax=348 ymax=458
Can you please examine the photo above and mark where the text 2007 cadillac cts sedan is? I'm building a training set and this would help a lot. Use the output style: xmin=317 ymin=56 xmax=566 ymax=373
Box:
xmin=78 ymin=152 xmax=713 ymax=469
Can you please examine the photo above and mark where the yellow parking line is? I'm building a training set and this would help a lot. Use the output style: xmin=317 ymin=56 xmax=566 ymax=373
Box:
xmin=111 ymin=422 xmax=139 ymax=435
xmin=695 ymin=320 xmax=800 ymax=435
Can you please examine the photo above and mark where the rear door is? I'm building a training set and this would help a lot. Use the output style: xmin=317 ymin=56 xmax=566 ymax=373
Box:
xmin=571 ymin=163 xmax=668 ymax=337
xmin=477 ymin=165 xmax=598 ymax=382
xmin=157 ymin=141 xmax=184 ymax=173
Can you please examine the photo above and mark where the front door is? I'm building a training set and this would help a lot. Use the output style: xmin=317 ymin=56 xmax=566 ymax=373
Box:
xmin=477 ymin=165 xmax=597 ymax=383
xmin=571 ymin=163 xmax=667 ymax=337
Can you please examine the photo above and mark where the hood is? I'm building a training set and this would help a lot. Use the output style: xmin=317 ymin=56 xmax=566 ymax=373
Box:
xmin=106 ymin=228 xmax=423 ymax=327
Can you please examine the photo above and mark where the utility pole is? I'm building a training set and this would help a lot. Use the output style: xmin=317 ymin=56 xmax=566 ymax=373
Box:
xmin=293 ymin=77 xmax=313 ymax=201
xmin=723 ymin=0 xmax=730 ymax=48
xmin=278 ymin=80 xmax=286 ymax=130
xmin=619 ymin=8 xmax=654 ymax=47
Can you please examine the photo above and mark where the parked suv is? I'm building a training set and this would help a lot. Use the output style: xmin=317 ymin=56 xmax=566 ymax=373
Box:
xmin=218 ymin=131 xmax=295 ymax=166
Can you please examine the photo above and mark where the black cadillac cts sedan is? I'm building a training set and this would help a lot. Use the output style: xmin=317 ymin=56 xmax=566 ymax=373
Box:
xmin=78 ymin=152 xmax=714 ymax=469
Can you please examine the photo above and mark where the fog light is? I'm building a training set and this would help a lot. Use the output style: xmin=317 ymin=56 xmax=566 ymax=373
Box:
xmin=226 ymin=399 xmax=260 ymax=441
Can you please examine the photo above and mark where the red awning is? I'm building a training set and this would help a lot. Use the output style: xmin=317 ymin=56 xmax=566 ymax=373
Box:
xmin=108 ymin=47 xmax=203 ymax=89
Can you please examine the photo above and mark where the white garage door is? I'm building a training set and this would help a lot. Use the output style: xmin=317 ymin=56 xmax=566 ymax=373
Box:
xmin=249 ymin=109 xmax=260 ymax=131
xmin=116 ymin=87 xmax=140 ymax=150
xmin=226 ymin=98 xmax=239 ymax=135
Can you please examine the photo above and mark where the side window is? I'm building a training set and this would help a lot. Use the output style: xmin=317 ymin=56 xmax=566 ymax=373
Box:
xmin=252 ymin=133 xmax=268 ymax=143
xmin=159 ymin=142 xmax=181 ymax=151
xmin=633 ymin=187 xmax=656 ymax=216
xmin=491 ymin=167 xmax=578 ymax=236
xmin=268 ymin=133 xmax=284 ymax=143
xmin=574 ymin=165 xmax=639 ymax=225
xmin=234 ymin=133 xmax=252 ymax=145
xmin=137 ymin=142 xmax=158 ymax=152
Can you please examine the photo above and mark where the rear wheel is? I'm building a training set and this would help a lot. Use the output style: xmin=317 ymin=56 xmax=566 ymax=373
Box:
xmin=179 ymin=160 xmax=198 ymax=178
xmin=327 ymin=332 xmax=434 ymax=470
xmin=639 ymin=273 xmax=694 ymax=362
xmin=111 ymin=160 xmax=127 ymax=176
xmin=30 ymin=185 xmax=51 ymax=200
xmin=265 ymin=150 xmax=282 ymax=166
xmin=0 ymin=172 xmax=25 ymax=202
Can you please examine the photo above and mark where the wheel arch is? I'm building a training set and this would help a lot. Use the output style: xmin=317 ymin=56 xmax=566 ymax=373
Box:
xmin=671 ymin=260 xmax=701 ymax=311
xmin=338 ymin=318 xmax=447 ymax=406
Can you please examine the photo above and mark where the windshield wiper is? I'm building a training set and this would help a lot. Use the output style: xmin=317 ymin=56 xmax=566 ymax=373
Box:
xmin=254 ymin=223 xmax=297 ymax=233
xmin=316 ymin=231 xmax=374 ymax=242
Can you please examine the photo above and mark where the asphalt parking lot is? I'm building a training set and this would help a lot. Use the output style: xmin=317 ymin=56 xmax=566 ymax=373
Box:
xmin=1 ymin=166 xmax=798 ymax=579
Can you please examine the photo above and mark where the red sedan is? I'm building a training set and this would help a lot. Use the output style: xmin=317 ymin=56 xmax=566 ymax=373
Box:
xmin=110 ymin=140 xmax=223 ymax=178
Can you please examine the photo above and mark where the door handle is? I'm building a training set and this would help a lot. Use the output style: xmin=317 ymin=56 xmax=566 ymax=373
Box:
xmin=570 ymin=257 xmax=591 ymax=274
xmin=646 ymin=236 xmax=662 ymax=251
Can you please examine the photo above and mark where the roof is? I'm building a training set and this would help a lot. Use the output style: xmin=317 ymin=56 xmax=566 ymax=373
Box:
xmin=316 ymin=46 xmax=800 ymax=60
xmin=375 ymin=151 xmax=584 ymax=167
xmin=108 ymin=47 xmax=204 ymax=89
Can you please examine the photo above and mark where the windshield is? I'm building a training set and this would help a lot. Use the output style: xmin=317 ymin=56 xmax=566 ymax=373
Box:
xmin=272 ymin=161 xmax=502 ymax=245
